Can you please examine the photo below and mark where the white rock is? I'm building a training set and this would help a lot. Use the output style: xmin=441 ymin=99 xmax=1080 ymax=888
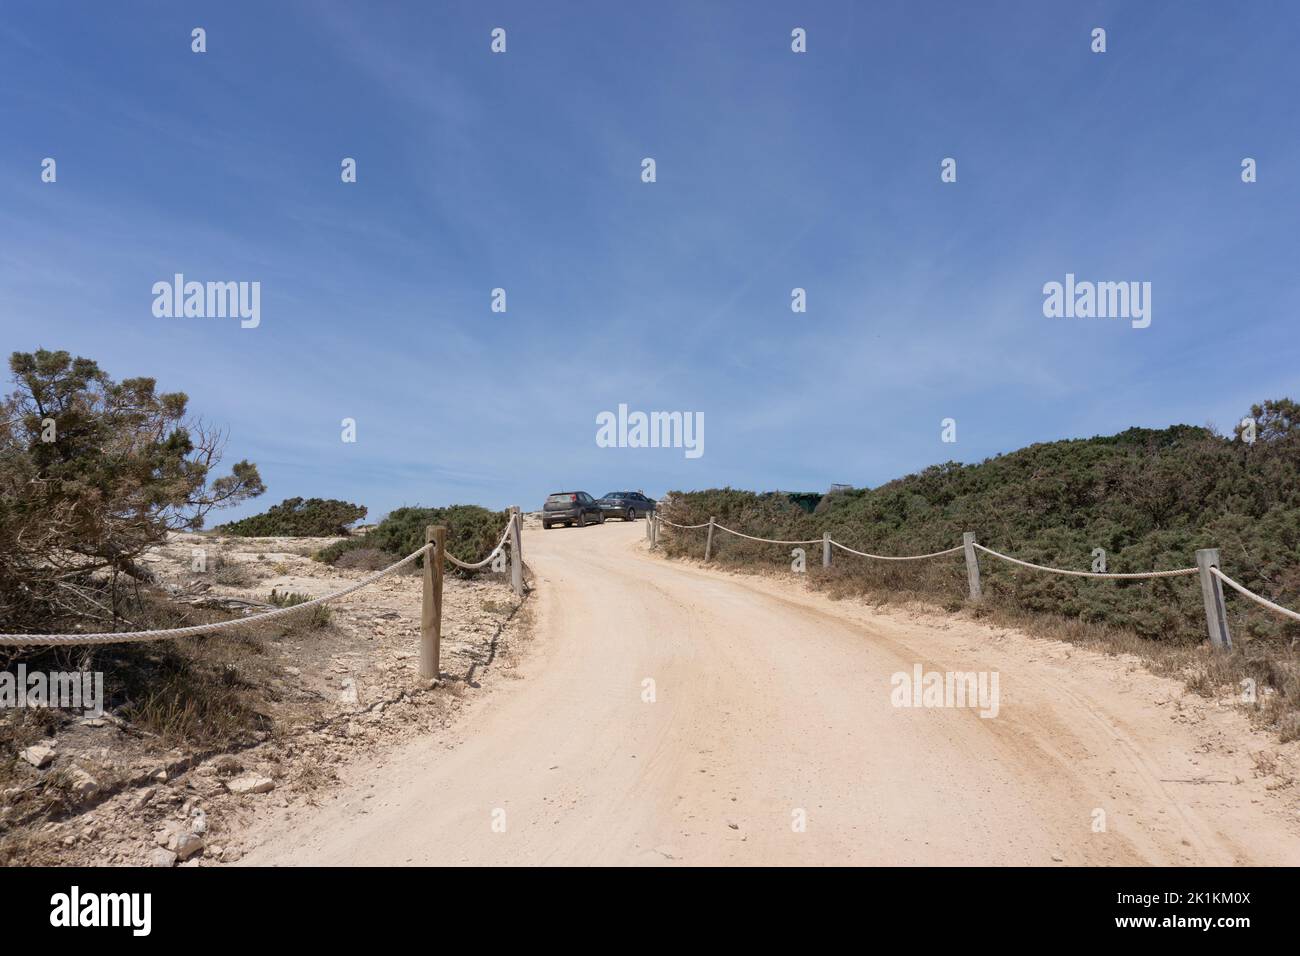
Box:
xmin=21 ymin=745 xmax=56 ymax=768
xmin=68 ymin=769 xmax=99 ymax=801
xmin=339 ymin=678 xmax=359 ymax=705
xmin=172 ymin=832 xmax=204 ymax=861
xmin=225 ymin=775 xmax=274 ymax=796
xmin=150 ymin=848 xmax=177 ymax=867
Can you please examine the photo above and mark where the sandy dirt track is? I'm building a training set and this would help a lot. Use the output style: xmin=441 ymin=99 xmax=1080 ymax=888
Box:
xmin=243 ymin=521 xmax=1300 ymax=866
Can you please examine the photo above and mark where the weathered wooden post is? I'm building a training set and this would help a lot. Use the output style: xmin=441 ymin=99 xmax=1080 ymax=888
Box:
xmin=822 ymin=531 xmax=831 ymax=568
xmin=1195 ymin=548 xmax=1232 ymax=650
xmin=962 ymin=532 xmax=982 ymax=601
xmin=645 ymin=511 xmax=652 ymax=542
xmin=509 ymin=506 xmax=523 ymax=597
xmin=420 ymin=525 xmax=446 ymax=680
xmin=651 ymin=513 xmax=660 ymax=548
xmin=704 ymin=516 xmax=716 ymax=561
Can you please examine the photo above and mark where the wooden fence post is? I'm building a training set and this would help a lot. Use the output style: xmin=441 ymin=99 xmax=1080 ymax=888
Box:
xmin=962 ymin=532 xmax=982 ymax=601
xmin=420 ymin=525 xmax=446 ymax=680
xmin=645 ymin=511 xmax=652 ymax=543
xmin=822 ymin=531 xmax=831 ymax=568
xmin=509 ymin=506 xmax=523 ymax=597
xmin=1196 ymin=548 xmax=1232 ymax=650
xmin=704 ymin=516 xmax=716 ymax=561
xmin=651 ymin=513 xmax=660 ymax=548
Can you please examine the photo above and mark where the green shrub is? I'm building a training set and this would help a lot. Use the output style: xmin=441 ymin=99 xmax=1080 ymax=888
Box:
xmin=315 ymin=504 xmax=509 ymax=574
xmin=267 ymin=589 xmax=330 ymax=628
xmin=218 ymin=497 xmax=366 ymax=537
xmin=660 ymin=399 xmax=1300 ymax=647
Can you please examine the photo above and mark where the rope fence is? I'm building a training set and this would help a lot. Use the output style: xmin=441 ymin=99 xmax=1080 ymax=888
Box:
xmin=832 ymin=540 xmax=964 ymax=561
xmin=1211 ymin=566 xmax=1300 ymax=624
xmin=0 ymin=507 xmax=528 ymax=675
xmin=972 ymin=544 xmax=1197 ymax=580
xmin=441 ymin=519 xmax=515 ymax=570
xmin=652 ymin=512 xmax=1300 ymax=650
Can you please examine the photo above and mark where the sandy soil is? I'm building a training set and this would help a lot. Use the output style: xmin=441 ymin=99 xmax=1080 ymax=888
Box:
xmin=2 ymin=531 xmax=525 ymax=866
xmin=242 ymin=520 xmax=1300 ymax=866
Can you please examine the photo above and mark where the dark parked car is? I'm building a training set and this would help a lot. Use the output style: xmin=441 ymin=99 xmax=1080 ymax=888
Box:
xmin=542 ymin=491 xmax=606 ymax=529
xmin=596 ymin=491 xmax=657 ymax=521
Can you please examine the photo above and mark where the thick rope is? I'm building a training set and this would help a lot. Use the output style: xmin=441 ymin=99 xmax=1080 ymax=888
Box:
xmin=442 ymin=518 xmax=515 ymax=570
xmin=0 ymin=543 xmax=433 ymax=647
xmin=1211 ymin=567 xmax=1300 ymax=623
xmin=658 ymin=518 xmax=711 ymax=530
xmin=712 ymin=522 xmax=822 ymax=546
xmin=974 ymin=544 xmax=1197 ymax=579
xmin=831 ymin=540 xmax=964 ymax=561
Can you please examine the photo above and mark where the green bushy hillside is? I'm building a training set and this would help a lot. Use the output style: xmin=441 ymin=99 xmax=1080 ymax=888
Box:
xmin=660 ymin=400 xmax=1300 ymax=646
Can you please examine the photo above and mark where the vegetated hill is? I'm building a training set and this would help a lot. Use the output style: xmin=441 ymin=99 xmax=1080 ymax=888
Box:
xmin=218 ymin=497 xmax=366 ymax=537
xmin=660 ymin=400 xmax=1300 ymax=647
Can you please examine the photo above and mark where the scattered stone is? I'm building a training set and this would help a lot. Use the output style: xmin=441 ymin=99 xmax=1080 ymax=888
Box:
xmin=339 ymin=678 xmax=359 ymax=705
xmin=68 ymin=769 xmax=100 ymax=801
xmin=226 ymin=775 xmax=275 ymax=796
xmin=170 ymin=831 xmax=204 ymax=861
xmin=21 ymin=745 xmax=56 ymax=769
xmin=150 ymin=848 xmax=177 ymax=867
xmin=133 ymin=787 xmax=156 ymax=810
xmin=220 ymin=846 xmax=242 ymax=863
xmin=190 ymin=809 xmax=208 ymax=835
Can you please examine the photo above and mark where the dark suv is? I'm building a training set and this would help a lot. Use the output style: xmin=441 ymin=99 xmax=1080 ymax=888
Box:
xmin=596 ymin=491 xmax=657 ymax=521
xmin=542 ymin=491 xmax=606 ymax=529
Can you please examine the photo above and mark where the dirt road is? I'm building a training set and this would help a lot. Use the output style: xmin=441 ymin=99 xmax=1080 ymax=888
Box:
xmin=243 ymin=520 xmax=1300 ymax=866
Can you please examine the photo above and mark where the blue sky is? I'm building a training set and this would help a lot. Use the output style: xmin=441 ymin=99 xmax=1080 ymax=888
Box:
xmin=2 ymin=1 xmax=1297 ymax=523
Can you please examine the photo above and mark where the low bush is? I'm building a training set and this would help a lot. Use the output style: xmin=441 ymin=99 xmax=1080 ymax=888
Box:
xmin=315 ymin=504 xmax=510 ymax=574
xmin=218 ymin=497 xmax=366 ymax=537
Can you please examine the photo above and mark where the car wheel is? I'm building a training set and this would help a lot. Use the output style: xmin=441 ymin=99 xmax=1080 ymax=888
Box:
xmin=578 ymin=512 xmax=587 ymax=528
xmin=626 ymin=508 xmax=637 ymax=521
xmin=597 ymin=511 xmax=605 ymax=523
xmin=543 ymin=522 xmax=552 ymax=530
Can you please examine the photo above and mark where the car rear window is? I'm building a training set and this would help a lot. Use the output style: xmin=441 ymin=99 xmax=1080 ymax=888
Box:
xmin=603 ymin=493 xmax=624 ymax=499
xmin=546 ymin=494 xmax=575 ymax=505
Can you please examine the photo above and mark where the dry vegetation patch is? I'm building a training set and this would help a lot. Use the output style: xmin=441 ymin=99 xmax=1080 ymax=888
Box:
xmin=0 ymin=531 xmax=531 ymax=866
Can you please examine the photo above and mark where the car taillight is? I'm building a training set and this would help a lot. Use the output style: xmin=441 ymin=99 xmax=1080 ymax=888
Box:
xmin=569 ymin=494 xmax=576 ymax=501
